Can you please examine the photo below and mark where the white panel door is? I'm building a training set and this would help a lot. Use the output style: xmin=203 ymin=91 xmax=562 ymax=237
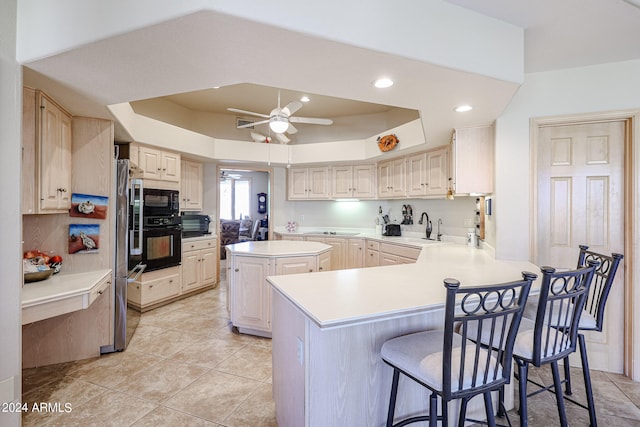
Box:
xmin=537 ymin=120 xmax=625 ymax=373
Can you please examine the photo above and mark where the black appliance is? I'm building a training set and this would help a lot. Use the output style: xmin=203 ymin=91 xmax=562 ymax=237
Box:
xmin=142 ymin=188 xmax=180 ymax=217
xmin=383 ymin=224 xmax=401 ymax=236
xmin=181 ymin=214 xmax=211 ymax=238
xmin=128 ymin=185 xmax=182 ymax=272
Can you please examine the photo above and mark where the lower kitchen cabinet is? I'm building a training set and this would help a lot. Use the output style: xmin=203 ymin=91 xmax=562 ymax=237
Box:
xmin=227 ymin=242 xmax=332 ymax=337
xmin=182 ymin=237 xmax=217 ymax=293
xmin=128 ymin=266 xmax=181 ymax=311
xmin=346 ymin=238 xmax=364 ymax=269
xmin=365 ymin=239 xmax=421 ymax=267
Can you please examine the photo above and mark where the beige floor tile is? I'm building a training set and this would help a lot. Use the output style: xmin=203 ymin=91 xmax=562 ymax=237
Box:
xmin=170 ymin=338 xmax=247 ymax=369
xmin=41 ymin=390 xmax=157 ymax=427
xmin=163 ymin=371 xmax=262 ymax=424
xmin=131 ymin=406 xmax=221 ymax=426
xmin=66 ymin=350 xmax=164 ymax=389
xmin=214 ymin=344 xmax=272 ymax=382
xmin=124 ymin=328 xmax=206 ymax=358
xmin=223 ymin=382 xmax=277 ymax=427
xmin=117 ymin=358 xmax=209 ymax=403
xmin=22 ymin=362 xmax=76 ymax=395
xmin=22 ymin=377 xmax=107 ymax=426
xmin=138 ymin=307 xmax=199 ymax=329
xmin=168 ymin=314 xmax=231 ymax=337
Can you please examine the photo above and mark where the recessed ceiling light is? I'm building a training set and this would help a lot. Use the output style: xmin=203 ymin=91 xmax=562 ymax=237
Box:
xmin=455 ymin=105 xmax=473 ymax=113
xmin=300 ymin=96 xmax=310 ymax=103
xmin=373 ymin=78 xmax=394 ymax=89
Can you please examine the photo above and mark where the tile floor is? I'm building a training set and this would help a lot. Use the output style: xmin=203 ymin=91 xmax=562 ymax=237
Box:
xmin=21 ymin=267 xmax=640 ymax=426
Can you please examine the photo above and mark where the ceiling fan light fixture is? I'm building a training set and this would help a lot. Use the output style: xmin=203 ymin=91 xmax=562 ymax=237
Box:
xmin=373 ymin=78 xmax=394 ymax=89
xmin=269 ymin=116 xmax=289 ymax=133
xmin=300 ymin=96 xmax=310 ymax=103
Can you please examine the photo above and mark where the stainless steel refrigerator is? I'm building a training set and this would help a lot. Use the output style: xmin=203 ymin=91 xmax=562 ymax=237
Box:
xmin=101 ymin=158 xmax=145 ymax=353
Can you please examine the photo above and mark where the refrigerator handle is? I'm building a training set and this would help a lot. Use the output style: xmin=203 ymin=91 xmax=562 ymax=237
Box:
xmin=129 ymin=178 xmax=144 ymax=255
xmin=127 ymin=262 xmax=147 ymax=283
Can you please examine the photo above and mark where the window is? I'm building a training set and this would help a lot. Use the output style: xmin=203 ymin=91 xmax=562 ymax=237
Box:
xmin=220 ymin=177 xmax=252 ymax=220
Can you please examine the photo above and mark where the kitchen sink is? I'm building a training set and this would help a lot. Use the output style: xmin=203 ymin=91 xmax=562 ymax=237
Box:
xmin=304 ymin=231 xmax=360 ymax=236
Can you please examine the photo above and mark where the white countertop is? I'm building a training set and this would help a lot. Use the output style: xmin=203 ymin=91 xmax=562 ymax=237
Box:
xmin=275 ymin=230 xmax=454 ymax=249
xmin=182 ymin=234 xmax=217 ymax=241
xmin=22 ymin=269 xmax=112 ymax=324
xmin=226 ymin=240 xmax=332 ymax=257
xmin=267 ymin=244 xmax=539 ymax=329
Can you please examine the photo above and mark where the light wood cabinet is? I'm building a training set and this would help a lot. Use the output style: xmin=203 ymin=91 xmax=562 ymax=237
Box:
xmin=452 ymin=125 xmax=494 ymax=194
xmin=406 ymin=147 xmax=449 ymax=197
xmin=288 ymin=166 xmax=330 ymax=199
xmin=346 ymin=238 xmax=365 ymax=269
xmin=180 ymin=159 xmax=204 ymax=211
xmin=378 ymin=158 xmax=406 ymax=198
xmin=138 ymin=145 xmax=181 ymax=183
xmin=182 ymin=238 xmax=217 ymax=293
xmin=22 ymin=88 xmax=73 ymax=214
xmin=331 ymin=164 xmax=376 ymax=199
xmin=128 ymin=266 xmax=181 ymax=311
xmin=305 ymin=236 xmax=347 ymax=271
xmin=365 ymin=239 xmax=380 ymax=267
xmin=229 ymin=250 xmax=329 ymax=336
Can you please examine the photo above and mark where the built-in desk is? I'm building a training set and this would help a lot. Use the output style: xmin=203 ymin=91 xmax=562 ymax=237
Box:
xmin=268 ymin=245 xmax=539 ymax=427
xmin=22 ymin=269 xmax=112 ymax=324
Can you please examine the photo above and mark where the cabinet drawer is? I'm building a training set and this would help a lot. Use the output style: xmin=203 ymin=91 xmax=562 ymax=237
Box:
xmin=89 ymin=275 xmax=111 ymax=306
xmin=183 ymin=238 xmax=216 ymax=252
xmin=366 ymin=240 xmax=380 ymax=251
xmin=380 ymin=243 xmax=421 ymax=260
xmin=138 ymin=274 xmax=180 ymax=305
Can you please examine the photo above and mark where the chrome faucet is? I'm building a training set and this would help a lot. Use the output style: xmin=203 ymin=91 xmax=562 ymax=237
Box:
xmin=419 ymin=212 xmax=433 ymax=239
xmin=437 ymin=218 xmax=443 ymax=241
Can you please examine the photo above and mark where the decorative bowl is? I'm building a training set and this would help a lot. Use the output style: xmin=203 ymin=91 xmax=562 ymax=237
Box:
xmin=24 ymin=269 xmax=53 ymax=283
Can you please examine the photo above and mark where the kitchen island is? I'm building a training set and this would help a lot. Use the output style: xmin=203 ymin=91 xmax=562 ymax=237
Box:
xmin=226 ymin=240 xmax=332 ymax=337
xmin=268 ymin=244 xmax=539 ymax=427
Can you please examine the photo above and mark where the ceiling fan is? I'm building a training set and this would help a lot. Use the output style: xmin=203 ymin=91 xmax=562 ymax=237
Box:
xmin=228 ymin=91 xmax=333 ymax=139
xmin=220 ymin=170 xmax=242 ymax=181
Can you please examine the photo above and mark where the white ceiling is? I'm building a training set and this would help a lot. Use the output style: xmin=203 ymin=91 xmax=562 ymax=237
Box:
xmin=21 ymin=1 xmax=640 ymax=146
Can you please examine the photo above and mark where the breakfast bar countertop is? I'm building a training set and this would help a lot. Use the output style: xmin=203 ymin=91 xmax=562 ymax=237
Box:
xmin=267 ymin=244 xmax=539 ymax=329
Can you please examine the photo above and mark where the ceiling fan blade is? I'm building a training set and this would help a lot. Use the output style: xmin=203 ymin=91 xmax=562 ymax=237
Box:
xmin=250 ymin=132 xmax=266 ymax=142
xmin=227 ymin=108 xmax=270 ymax=118
xmin=289 ymin=116 xmax=333 ymax=125
xmin=237 ymin=119 xmax=269 ymax=129
xmin=275 ymin=133 xmax=290 ymax=144
xmin=287 ymin=123 xmax=298 ymax=134
xmin=282 ymin=101 xmax=302 ymax=117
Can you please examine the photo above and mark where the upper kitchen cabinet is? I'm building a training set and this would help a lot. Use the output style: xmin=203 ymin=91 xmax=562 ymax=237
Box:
xmin=136 ymin=144 xmax=181 ymax=185
xmin=287 ymin=166 xmax=330 ymax=200
xmin=22 ymin=88 xmax=72 ymax=214
xmin=378 ymin=157 xmax=406 ymax=198
xmin=451 ymin=125 xmax=494 ymax=195
xmin=331 ymin=164 xmax=376 ymax=199
xmin=406 ymin=146 xmax=449 ymax=197
xmin=180 ymin=159 xmax=204 ymax=211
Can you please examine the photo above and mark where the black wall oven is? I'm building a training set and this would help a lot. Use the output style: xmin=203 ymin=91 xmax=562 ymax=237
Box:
xmin=129 ymin=184 xmax=182 ymax=272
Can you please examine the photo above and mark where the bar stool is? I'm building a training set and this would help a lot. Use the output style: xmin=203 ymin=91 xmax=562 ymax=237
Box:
xmin=562 ymin=245 xmax=624 ymax=426
xmin=381 ymin=272 xmax=536 ymax=427
xmin=513 ymin=261 xmax=598 ymax=427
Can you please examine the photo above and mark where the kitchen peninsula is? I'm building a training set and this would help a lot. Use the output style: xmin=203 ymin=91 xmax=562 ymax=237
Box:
xmin=226 ymin=240 xmax=332 ymax=337
xmin=268 ymin=244 xmax=539 ymax=427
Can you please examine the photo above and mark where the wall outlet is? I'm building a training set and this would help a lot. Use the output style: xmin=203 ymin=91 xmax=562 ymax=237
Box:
xmin=300 ymin=214 xmax=304 ymax=222
xmin=463 ymin=218 xmax=473 ymax=227
xmin=296 ymin=337 xmax=304 ymax=365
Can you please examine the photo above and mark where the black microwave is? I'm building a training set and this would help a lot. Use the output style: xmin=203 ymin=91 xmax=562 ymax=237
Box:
xmin=142 ymin=188 xmax=179 ymax=217
xmin=181 ymin=214 xmax=211 ymax=238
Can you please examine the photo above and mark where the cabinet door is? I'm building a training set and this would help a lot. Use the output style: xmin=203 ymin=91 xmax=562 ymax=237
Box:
xmin=365 ymin=249 xmax=379 ymax=267
xmin=318 ymin=251 xmax=332 ymax=272
xmin=200 ymin=247 xmax=217 ymax=284
xmin=352 ymin=164 xmax=375 ymax=198
xmin=275 ymin=256 xmax=316 ymax=275
xmin=181 ymin=160 xmax=203 ymax=211
xmin=162 ymin=151 xmax=181 ymax=182
xmin=324 ymin=237 xmax=347 ymax=271
xmin=389 ymin=158 xmax=406 ymax=197
xmin=308 ymin=167 xmax=330 ymax=198
xmin=453 ymin=126 xmax=493 ymax=194
xmin=346 ymin=239 xmax=364 ymax=269
xmin=181 ymin=250 xmax=200 ymax=290
xmin=288 ymin=168 xmax=308 ymax=199
xmin=407 ymin=152 xmax=427 ymax=196
xmin=332 ymin=166 xmax=353 ymax=198
xmin=232 ymin=256 xmax=271 ymax=331
xmin=426 ymin=147 xmax=448 ymax=196
xmin=139 ymin=146 xmax=163 ymax=180
xmin=377 ymin=161 xmax=392 ymax=197
xmin=380 ymin=252 xmax=400 ymax=266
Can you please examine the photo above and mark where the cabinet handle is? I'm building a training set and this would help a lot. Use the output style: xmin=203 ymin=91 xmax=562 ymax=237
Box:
xmin=157 ymin=168 xmax=161 ymax=171
xmin=235 ymin=268 xmax=239 ymax=272
xmin=319 ymin=267 xmax=323 ymax=271
xmin=149 ymin=284 xmax=153 ymax=288
xmin=98 ymin=290 xmax=104 ymax=295
xmin=169 ymin=279 xmax=173 ymax=283
xmin=136 ymin=285 xmax=140 ymax=290
xmin=309 ymin=269 xmax=313 ymax=272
